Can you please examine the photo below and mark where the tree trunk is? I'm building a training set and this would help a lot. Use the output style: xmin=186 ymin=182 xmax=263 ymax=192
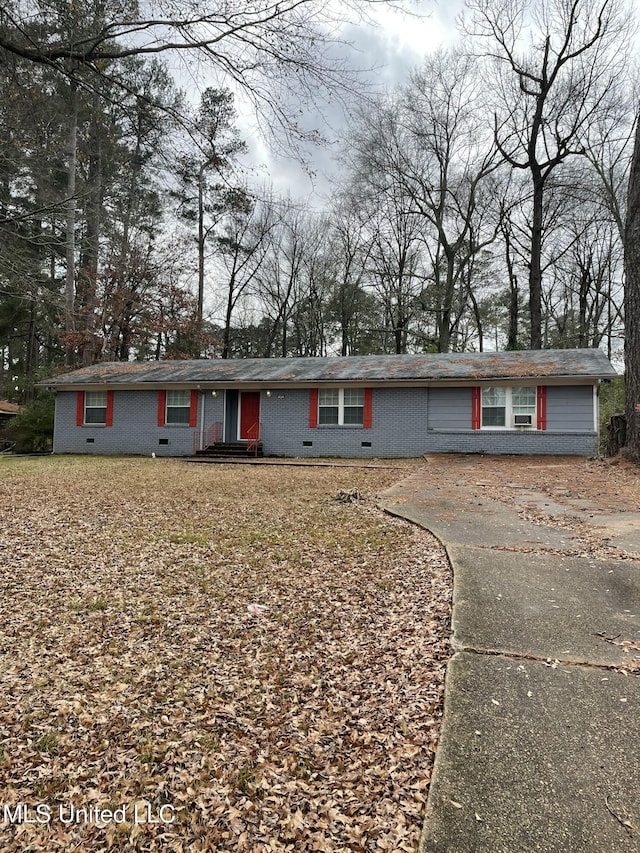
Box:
xmin=64 ymin=83 xmax=78 ymax=367
xmin=78 ymin=119 xmax=102 ymax=366
xmin=197 ymin=164 xmax=205 ymax=329
xmin=529 ymin=169 xmax=544 ymax=350
xmin=394 ymin=322 xmax=404 ymax=354
xmin=503 ymin=222 xmax=519 ymax=350
xmin=222 ymin=271 xmax=236 ymax=359
xmin=507 ymin=274 xmax=519 ymax=350
xmin=437 ymin=252 xmax=456 ymax=353
xmin=578 ymin=264 xmax=590 ymax=348
xmin=341 ymin=309 xmax=349 ymax=356
xmin=467 ymin=279 xmax=483 ymax=352
xmin=623 ymin=109 xmax=640 ymax=461
xmin=24 ymin=297 xmax=37 ymax=400
xmin=606 ymin=414 xmax=627 ymax=457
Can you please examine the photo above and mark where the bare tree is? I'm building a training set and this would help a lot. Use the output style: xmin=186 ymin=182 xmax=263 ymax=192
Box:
xmin=0 ymin=0 xmax=394 ymax=151
xmin=1 ymin=0 xmax=420 ymax=375
xmin=253 ymin=200 xmax=308 ymax=357
xmin=326 ymin=197 xmax=377 ymax=355
xmin=346 ymin=49 xmax=500 ymax=351
xmin=363 ymin=182 xmax=425 ymax=354
xmin=496 ymin=177 xmax=529 ymax=350
xmin=63 ymin=82 xmax=78 ymax=366
xmin=213 ymin=191 xmax=276 ymax=359
xmin=464 ymin=0 xmax=630 ymax=348
xmin=547 ymin=213 xmax=621 ymax=350
xmin=624 ymin=109 xmax=640 ymax=461
xmin=288 ymin=215 xmax=334 ymax=357
xmin=578 ymin=68 xmax=637 ymax=243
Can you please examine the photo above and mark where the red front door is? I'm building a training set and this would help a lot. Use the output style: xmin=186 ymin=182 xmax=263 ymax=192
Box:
xmin=239 ymin=392 xmax=260 ymax=439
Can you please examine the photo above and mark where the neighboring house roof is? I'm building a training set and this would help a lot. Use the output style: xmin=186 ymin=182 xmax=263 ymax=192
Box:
xmin=0 ymin=401 xmax=21 ymax=415
xmin=43 ymin=350 xmax=618 ymax=390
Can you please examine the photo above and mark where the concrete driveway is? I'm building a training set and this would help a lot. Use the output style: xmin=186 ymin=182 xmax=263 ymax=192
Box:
xmin=380 ymin=456 xmax=640 ymax=853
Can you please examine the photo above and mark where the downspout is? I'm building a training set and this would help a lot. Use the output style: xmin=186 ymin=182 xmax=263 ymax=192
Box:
xmin=199 ymin=390 xmax=205 ymax=452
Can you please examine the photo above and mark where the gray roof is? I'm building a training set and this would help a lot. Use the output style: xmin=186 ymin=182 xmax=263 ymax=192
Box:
xmin=43 ymin=350 xmax=617 ymax=389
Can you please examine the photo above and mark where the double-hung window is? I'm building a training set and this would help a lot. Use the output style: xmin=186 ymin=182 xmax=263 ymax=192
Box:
xmin=76 ymin=390 xmax=113 ymax=427
xmin=158 ymin=390 xmax=197 ymax=427
xmin=511 ymin=387 xmax=536 ymax=425
xmin=481 ymin=387 xmax=506 ymax=426
xmin=481 ymin=386 xmax=536 ymax=428
xmin=84 ymin=391 xmax=107 ymax=425
xmin=318 ymin=388 xmax=364 ymax=426
xmin=165 ymin=390 xmax=191 ymax=425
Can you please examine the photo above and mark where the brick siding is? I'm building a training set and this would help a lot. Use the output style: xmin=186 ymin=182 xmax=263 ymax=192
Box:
xmin=53 ymin=384 xmax=599 ymax=458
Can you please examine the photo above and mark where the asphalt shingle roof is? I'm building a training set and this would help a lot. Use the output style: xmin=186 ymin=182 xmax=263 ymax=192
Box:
xmin=44 ymin=350 xmax=617 ymax=388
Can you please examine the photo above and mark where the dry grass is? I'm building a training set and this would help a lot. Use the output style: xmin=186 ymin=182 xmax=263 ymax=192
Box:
xmin=0 ymin=457 xmax=451 ymax=852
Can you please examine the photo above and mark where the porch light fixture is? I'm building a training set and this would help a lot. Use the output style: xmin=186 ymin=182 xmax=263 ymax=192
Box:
xmin=266 ymin=390 xmax=272 ymax=397
xmin=211 ymin=390 xmax=217 ymax=397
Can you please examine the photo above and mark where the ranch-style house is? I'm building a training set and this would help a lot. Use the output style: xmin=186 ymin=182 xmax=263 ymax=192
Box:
xmin=44 ymin=349 xmax=617 ymax=458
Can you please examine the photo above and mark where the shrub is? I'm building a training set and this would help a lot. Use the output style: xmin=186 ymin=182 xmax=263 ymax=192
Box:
xmin=4 ymin=394 xmax=55 ymax=453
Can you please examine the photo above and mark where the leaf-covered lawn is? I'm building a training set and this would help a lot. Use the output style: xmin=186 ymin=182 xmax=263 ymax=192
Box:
xmin=0 ymin=457 xmax=451 ymax=852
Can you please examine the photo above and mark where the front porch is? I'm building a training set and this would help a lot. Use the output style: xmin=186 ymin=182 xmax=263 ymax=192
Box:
xmin=193 ymin=420 xmax=263 ymax=458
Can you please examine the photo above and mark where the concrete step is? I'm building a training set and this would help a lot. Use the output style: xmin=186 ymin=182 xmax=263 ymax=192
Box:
xmin=196 ymin=441 xmax=263 ymax=458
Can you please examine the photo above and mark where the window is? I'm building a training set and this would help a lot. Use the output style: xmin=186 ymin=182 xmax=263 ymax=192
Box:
xmin=157 ymin=390 xmax=197 ymax=427
xmin=511 ymin=387 xmax=536 ymax=423
xmin=166 ymin=390 xmax=191 ymax=424
xmin=76 ymin=391 xmax=113 ymax=426
xmin=318 ymin=388 xmax=364 ymax=426
xmin=318 ymin=388 xmax=339 ymax=424
xmin=481 ymin=386 xmax=536 ymax=429
xmin=481 ymin=387 xmax=506 ymax=426
xmin=84 ymin=391 xmax=107 ymax=424
xmin=343 ymin=388 xmax=365 ymax=424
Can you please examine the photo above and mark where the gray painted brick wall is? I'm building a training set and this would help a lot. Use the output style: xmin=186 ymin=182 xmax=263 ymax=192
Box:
xmin=54 ymin=383 xmax=599 ymax=458
xmin=54 ymin=390 xmax=225 ymax=457
xmin=262 ymin=387 xmax=430 ymax=457
xmin=422 ymin=430 xmax=599 ymax=456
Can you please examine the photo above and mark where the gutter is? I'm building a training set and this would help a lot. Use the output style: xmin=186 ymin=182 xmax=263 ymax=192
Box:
xmin=42 ymin=375 xmax=616 ymax=392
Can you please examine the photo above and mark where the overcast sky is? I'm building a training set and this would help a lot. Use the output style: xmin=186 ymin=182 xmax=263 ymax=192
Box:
xmin=236 ymin=0 xmax=467 ymax=208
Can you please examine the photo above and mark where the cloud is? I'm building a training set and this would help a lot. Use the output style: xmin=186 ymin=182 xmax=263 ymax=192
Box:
xmin=235 ymin=2 xmax=465 ymax=205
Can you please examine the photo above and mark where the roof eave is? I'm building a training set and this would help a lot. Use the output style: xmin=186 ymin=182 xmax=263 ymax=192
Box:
xmin=45 ymin=374 xmax=613 ymax=391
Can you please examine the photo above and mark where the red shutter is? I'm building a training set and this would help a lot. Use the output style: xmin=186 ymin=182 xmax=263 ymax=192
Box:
xmin=105 ymin=391 xmax=114 ymax=427
xmin=157 ymin=390 xmax=166 ymax=427
xmin=471 ymin=387 xmax=481 ymax=430
xmin=537 ymin=386 xmax=547 ymax=430
xmin=189 ymin=390 xmax=198 ymax=427
xmin=363 ymin=388 xmax=373 ymax=429
xmin=76 ymin=391 xmax=84 ymax=426
xmin=309 ymin=388 xmax=318 ymax=428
